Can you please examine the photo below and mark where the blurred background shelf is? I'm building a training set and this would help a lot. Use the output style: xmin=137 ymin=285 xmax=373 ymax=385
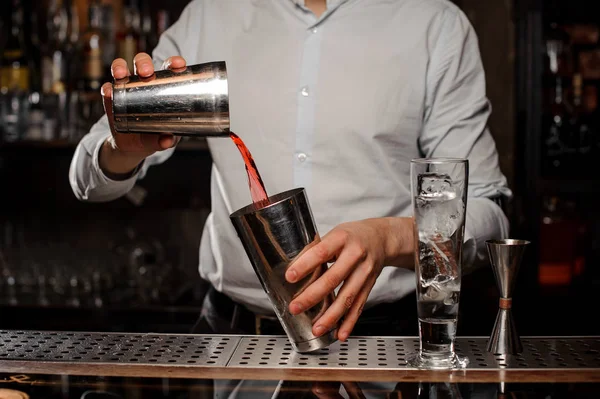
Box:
xmin=0 ymin=304 xmax=202 ymax=333
xmin=540 ymin=178 xmax=600 ymax=194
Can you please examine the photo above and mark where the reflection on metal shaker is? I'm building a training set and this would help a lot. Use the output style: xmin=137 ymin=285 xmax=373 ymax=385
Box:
xmin=230 ymin=188 xmax=338 ymax=353
xmin=111 ymin=61 xmax=229 ymax=136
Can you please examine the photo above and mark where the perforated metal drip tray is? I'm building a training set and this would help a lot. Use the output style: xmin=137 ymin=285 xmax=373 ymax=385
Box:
xmin=228 ymin=336 xmax=600 ymax=370
xmin=0 ymin=331 xmax=238 ymax=367
xmin=0 ymin=331 xmax=599 ymax=377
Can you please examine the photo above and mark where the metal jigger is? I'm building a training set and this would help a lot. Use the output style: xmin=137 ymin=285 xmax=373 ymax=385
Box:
xmin=485 ymin=239 xmax=530 ymax=355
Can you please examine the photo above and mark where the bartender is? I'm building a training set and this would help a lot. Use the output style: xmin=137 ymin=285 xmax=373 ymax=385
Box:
xmin=69 ymin=0 xmax=510 ymax=340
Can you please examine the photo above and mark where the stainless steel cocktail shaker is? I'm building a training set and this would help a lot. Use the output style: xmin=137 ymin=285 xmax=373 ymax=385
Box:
xmin=111 ymin=61 xmax=229 ymax=136
xmin=230 ymin=188 xmax=338 ymax=353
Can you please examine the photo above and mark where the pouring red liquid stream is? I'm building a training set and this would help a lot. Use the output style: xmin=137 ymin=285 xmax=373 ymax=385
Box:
xmin=229 ymin=132 xmax=270 ymax=207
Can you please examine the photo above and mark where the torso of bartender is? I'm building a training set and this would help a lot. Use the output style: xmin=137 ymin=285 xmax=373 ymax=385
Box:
xmin=69 ymin=0 xmax=511 ymax=316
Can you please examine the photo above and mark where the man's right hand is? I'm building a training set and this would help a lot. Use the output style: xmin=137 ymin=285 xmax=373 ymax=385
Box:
xmin=99 ymin=53 xmax=187 ymax=178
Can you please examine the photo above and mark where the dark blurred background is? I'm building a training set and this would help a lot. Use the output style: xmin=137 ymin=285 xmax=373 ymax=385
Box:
xmin=0 ymin=0 xmax=599 ymax=337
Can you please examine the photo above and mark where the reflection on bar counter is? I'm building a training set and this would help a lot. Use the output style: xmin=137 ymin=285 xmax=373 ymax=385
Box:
xmin=0 ymin=225 xmax=198 ymax=309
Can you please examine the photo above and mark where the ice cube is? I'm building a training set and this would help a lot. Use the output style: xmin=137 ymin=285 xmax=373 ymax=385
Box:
xmin=443 ymin=290 xmax=459 ymax=306
xmin=421 ymin=281 xmax=444 ymax=301
xmin=418 ymin=240 xmax=459 ymax=282
xmin=421 ymin=277 xmax=459 ymax=298
xmin=416 ymin=197 xmax=464 ymax=242
xmin=421 ymin=269 xmax=454 ymax=287
xmin=417 ymin=172 xmax=456 ymax=200
xmin=421 ymin=278 xmax=458 ymax=307
xmin=420 ymin=273 xmax=456 ymax=289
xmin=415 ymin=172 xmax=464 ymax=242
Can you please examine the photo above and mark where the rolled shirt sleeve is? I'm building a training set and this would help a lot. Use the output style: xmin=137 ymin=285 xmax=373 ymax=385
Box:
xmin=69 ymin=116 xmax=139 ymax=202
xmin=419 ymin=8 xmax=512 ymax=272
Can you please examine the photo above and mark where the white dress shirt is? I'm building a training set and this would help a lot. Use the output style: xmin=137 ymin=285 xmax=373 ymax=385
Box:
xmin=69 ymin=0 xmax=511 ymax=315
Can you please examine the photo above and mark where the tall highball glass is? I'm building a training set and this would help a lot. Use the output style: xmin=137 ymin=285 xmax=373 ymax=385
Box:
xmin=408 ymin=158 xmax=469 ymax=369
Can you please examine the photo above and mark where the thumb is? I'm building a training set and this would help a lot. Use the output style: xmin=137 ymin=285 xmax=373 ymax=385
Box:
xmin=139 ymin=133 xmax=168 ymax=153
xmin=157 ymin=134 xmax=180 ymax=149
xmin=139 ymin=133 xmax=179 ymax=152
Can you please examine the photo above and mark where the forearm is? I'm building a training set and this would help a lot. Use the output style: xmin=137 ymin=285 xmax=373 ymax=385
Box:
xmin=99 ymin=139 xmax=146 ymax=177
xmin=381 ymin=217 xmax=415 ymax=269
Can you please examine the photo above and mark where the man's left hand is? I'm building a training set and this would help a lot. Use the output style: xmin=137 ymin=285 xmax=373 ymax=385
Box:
xmin=284 ymin=217 xmax=414 ymax=341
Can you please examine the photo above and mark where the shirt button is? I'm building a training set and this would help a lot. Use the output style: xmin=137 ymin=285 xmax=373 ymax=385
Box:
xmin=300 ymin=86 xmax=309 ymax=97
xmin=297 ymin=153 xmax=307 ymax=162
xmin=311 ymin=27 xmax=318 ymax=34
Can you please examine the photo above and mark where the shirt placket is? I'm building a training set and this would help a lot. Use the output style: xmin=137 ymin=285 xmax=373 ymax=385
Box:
xmin=291 ymin=1 xmax=343 ymax=192
xmin=293 ymin=20 xmax=322 ymax=191
xmin=291 ymin=1 xmax=348 ymax=190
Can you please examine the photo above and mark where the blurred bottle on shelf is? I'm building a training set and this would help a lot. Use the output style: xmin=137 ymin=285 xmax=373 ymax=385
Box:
xmin=142 ymin=9 xmax=171 ymax=55
xmin=578 ymin=79 xmax=598 ymax=166
xmin=81 ymin=0 xmax=104 ymax=93
xmin=572 ymin=26 xmax=600 ymax=160
xmin=0 ymin=0 xmax=31 ymax=142
xmin=542 ymin=22 xmax=600 ymax=178
xmin=25 ymin=1 xmax=46 ymax=142
xmin=117 ymin=0 xmax=141 ymax=65
xmin=542 ymin=23 xmax=571 ymax=176
xmin=570 ymin=24 xmax=600 ymax=81
xmin=564 ymin=24 xmax=599 ymax=48
xmin=65 ymin=0 xmax=81 ymax=142
xmin=41 ymin=0 xmax=71 ymax=141
xmin=157 ymin=10 xmax=171 ymax=38
xmin=539 ymin=196 xmax=588 ymax=288
xmin=565 ymin=74 xmax=585 ymax=170
xmin=66 ymin=0 xmax=80 ymax=51
xmin=567 ymin=23 xmax=600 ymax=174
xmin=99 ymin=0 xmax=116 ymax=78
xmin=545 ymin=23 xmax=573 ymax=78
xmin=76 ymin=0 xmax=105 ymax=135
xmin=138 ymin=0 xmax=153 ymax=54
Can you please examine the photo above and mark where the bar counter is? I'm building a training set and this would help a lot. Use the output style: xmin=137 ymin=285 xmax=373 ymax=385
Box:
xmin=0 ymin=330 xmax=599 ymax=385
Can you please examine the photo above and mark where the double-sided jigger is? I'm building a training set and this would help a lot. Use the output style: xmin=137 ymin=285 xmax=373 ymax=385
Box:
xmin=485 ymin=239 xmax=530 ymax=355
